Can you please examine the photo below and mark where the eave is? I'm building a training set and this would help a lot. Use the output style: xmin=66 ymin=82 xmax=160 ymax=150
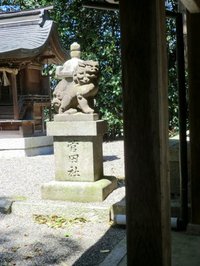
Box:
xmin=0 ymin=6 xmax=68 ymax=65
xmin=180 ymin=0 xmax=200 ymax=13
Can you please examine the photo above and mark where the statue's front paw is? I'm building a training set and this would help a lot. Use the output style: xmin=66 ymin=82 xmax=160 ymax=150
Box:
xmin=58 ymin=107 xmax=64 ymax=114
xmin=64 ymin=108 xmax=77 ymax=114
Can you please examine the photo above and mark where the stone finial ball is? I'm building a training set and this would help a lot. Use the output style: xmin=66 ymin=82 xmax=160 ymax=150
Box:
xmin=70 ymin=42 xmax=80 ymax=52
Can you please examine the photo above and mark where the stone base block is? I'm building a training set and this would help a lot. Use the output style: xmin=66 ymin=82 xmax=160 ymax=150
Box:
xmin=0 ymin=136 xmax=53 ymax=158
xmin=41 ymin=176 xmax=117 ymax=202
xmin=54 ymin=136 xmax=103 ymax=182
xmin=110 ymin=197 xmax=126 ymax=221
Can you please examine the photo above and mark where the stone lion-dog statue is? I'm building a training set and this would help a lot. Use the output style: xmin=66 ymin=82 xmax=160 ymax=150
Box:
xmin=52 ymin=60 xmax=99 ymax=114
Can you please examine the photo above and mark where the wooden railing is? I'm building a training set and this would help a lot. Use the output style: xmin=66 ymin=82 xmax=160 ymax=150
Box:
xmin=18 ymin=94 xmax=50 ymax=119
xmin=18 ymin=94 xmax=50 ymax=103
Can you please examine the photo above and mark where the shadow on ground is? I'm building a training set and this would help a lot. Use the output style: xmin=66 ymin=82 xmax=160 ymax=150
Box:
xmin=172 ymin=231 xmax=200 ymax=266
xmin=0 ymin=228 xmax=81 ymax=265
xmin=103 ymin=155 xmax=120 ymax=162
xmin=73 ymin=225 xmax=126 ymax=266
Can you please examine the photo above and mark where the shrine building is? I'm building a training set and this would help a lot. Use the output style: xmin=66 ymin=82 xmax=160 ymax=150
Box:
xmin=0 ymin=6 xmax=68 ymax=137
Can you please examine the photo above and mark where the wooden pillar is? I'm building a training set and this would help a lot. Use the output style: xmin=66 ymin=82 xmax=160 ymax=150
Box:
xmin=11 ymin=73 xmax=19 ymax=120
xmin=119 ymin=1 xmax=171 ymax=265
xmin=186 ymin=12 xmax=200 ymax=232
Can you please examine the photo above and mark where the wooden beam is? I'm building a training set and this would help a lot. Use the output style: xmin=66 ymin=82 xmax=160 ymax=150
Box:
xmin=180 ymin=0 xmax=200 ymax=13
xmin=83 ymin=1 xmax=118 ymax=10
xmin=11 ymin=73 xmax=19 ymax=120
xmin=119 ymin=0 xmax=171 ymax=265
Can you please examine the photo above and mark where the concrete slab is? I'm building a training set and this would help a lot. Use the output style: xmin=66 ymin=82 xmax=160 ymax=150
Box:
xmin=10 ymin=186 xmax=125 ymax=224
xmin=99 ymin=237 xmax=126 ymax=266
xmin=118 ymin=255 xmax=127 ymax=266
xmin=12 ymin=199 xmax=111 ymax=223
xmin=0 ymin=136 xmax=53 ymax=157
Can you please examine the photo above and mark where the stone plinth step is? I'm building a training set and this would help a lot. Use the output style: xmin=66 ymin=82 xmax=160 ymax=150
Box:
xmin=41 ymin=176 xmax=117 ymax=202
xmin=10 ymin=186 xmax=125 ymax=223
xmin=12 ymin=199 xmax=112 ymax=223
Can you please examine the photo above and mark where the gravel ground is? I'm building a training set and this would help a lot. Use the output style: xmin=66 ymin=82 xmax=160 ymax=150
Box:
xmin=0 ymin=140 xmax=126 ymax=266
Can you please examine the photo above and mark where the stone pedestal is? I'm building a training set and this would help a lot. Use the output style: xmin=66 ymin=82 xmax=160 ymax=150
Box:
xmin=41 ymin=114 xmax=117 ymax=202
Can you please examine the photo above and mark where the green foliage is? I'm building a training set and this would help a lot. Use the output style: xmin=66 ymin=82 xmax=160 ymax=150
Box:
xmin=97 ymin=73 xmax=123 ymax=139
xmin=166 ymin=14 xmax=179 ymax=135
xmin=166 ymin=1 xmax=187 ymax=136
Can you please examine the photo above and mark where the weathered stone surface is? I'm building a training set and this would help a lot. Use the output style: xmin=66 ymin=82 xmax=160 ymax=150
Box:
xmin=110 ymin=198 xmax=126 ymax=220
xmin=54 ymin=136 xmax=103 ymax=182
xmin=47 ymin=120 xmax=107 ymax=136
xmin=41 ymin=176 xmax=117 ymax=202
xmin=12 ymin=200 xmax=111 ymax=223
xmin=53 ymin=43 xmax=99 ymax=114
xmin=54 ymin=113 xmax=99 ymax=121
xmin=45 ymin=42 xmax=111 ymax=194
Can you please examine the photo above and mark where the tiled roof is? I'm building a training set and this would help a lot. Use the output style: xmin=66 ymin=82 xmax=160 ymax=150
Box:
xmin=0 ymin=7 xmax=68 ymax=63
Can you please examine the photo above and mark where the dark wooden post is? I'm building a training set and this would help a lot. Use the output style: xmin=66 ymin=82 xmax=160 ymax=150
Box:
xmin=186 ymin=12 xmax=200 ymax=233
xmin=119 ymin=1 xmax=171 ymax=265
xmin=176 ymin=13 xmax=188 ymax=229
xmin=11 ymin=73 xmax=19 ymax=120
